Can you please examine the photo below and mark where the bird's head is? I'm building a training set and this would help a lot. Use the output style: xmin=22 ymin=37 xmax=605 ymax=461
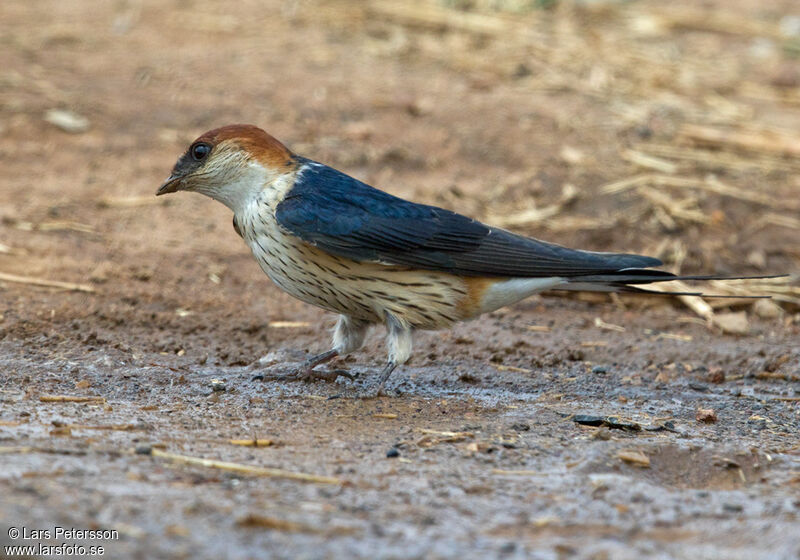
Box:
xmin=157 ymin=124 xmax=296 ymax=212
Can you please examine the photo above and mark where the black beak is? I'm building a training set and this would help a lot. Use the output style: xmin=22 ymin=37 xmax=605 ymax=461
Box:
xmin=156 ymin=175 xmax=184 ymax=196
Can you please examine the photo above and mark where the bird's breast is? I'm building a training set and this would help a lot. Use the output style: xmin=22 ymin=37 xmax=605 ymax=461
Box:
xmin=234 ymin=194 xmax=480 ymax=328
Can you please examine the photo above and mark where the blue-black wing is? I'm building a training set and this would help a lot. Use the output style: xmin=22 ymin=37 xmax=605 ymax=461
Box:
xmin=275 ymin=161 xmax=663 ymax=278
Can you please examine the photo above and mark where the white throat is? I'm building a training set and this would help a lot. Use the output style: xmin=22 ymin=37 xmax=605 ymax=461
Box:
xmin=194 ymin=161 xmax=273 ymax=215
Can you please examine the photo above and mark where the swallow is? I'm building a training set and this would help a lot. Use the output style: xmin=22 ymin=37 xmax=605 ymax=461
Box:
xmin=158 ymin=124 xmax=778 ymax=395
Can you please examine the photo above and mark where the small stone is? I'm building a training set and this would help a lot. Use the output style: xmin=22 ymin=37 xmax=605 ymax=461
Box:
xmin=603 ymin=417 xmax=641 ymax=431
xmin=512 ymin=63 xmax=532 ymax=79
xmin=573 ymin=415 xmax=641 ymax=431
xmin=591 ymin=365 xmax=609 ymax=374
xmin=696 ymin=408 xmax=717 ymax=423
xmin=747 ymin=416 xmax=768 ymax=430
xmin=386 ymin=448 xmax=400 ymax=458
xmin=592 ymin=427 xmax=612 ymax=440
xmin=44 ymin=109 xmax=90 ymax=133
xmin=635 ymin=125 xmax=653 ymax=139
xmin=723 ymin=503 xmax=743 ymax=513
xmin=753 ymin=299 xmax=783 ymax=319
xmin=573 ymin=415 xmax=605 ymax=426
xmin=499 ymin=542 xmax=516 ymax=554
xmin=689 ymin=382 xmax=709 ymax=392
xmin=135 ymin=445 xmax=153 ymax=455
xmin=617 ymin=450 xmax=650 ymax=468
xmin=210 ymin=379 xmax=227 ymax=392
xmin=712 ymin=311 xmax=749 ymax=335
xmin=745 ymin=249 xmax=767 ymax=269
xmin=560 ymin=145 xmax=584 ymax=165
xmin=707 ymin=367 xmax=725 ymax=384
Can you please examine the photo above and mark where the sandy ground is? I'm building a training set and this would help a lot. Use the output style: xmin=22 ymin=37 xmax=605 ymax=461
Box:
xmin=1 ymin=1 xmax=799 ymax=558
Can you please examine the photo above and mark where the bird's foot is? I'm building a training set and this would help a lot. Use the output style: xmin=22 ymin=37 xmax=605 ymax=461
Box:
xmin=251 ymin=349 xmax=356 ymax=384
xmin=352 ymin=361 xmax=399 ymax=398
xmin=252 ymin=367 xmax=356 ymax=383
xmin=300 ymin=368 xmax=357 ymax=383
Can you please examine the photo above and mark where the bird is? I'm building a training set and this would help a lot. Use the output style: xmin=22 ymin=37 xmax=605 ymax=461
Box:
xmin=157 ymin=124 xmax=777 ymax=395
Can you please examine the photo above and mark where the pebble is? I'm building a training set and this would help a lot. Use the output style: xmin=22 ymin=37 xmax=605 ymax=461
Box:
xmin=573 ymin=415 xmax=641 ymax=431
xmin=44 ymin=108 xmax=90 ymax=133
xmin=499 ymin=542 xmax=516 ymax=554
xmin=696 ymin=408 xmax=718 ymax=423
xmin=712 ymin=311 xmax=749 ymax=335
xmin=210 ymin=379 xmax=227 ymax=392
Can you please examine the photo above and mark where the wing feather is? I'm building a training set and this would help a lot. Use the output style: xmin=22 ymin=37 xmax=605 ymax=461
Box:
xmin=276 ymin=161 xmax=662 ymax=278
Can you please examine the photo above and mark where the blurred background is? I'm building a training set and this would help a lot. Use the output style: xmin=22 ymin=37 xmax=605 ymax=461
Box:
xmin=1 ymin=2 xmax=799 ymax=557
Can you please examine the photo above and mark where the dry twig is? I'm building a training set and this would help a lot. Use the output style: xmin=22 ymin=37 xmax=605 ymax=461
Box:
xmin=0 ymin=272 xmax=96 ymax=293
xmin=679 ymin=124 xmax=800 ymax=157
xmin=148 ymin=448 xmax=342 ymax=484
xmin=229 ymin=439 xmax=274 ymax=447
xmin=39 ymin=395 xmax=106 ymax=403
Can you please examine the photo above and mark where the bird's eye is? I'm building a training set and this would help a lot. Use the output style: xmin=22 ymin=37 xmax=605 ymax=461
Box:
xmin=191 ymin=143 xmax=211 ymax=161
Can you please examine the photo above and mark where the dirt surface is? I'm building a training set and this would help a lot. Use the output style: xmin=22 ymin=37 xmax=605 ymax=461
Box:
xmin=1 ymin=1 xmax=799 ymax=558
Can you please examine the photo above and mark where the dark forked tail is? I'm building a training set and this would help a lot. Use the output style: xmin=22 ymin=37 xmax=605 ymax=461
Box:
xmin=557 ymin=270 xmax=789 ymax=297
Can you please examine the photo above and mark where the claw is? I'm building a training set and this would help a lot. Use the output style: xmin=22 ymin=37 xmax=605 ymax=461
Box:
xmin=304 ymin=368 xmax=354 ymax=383
xmin=332 ymin=368 xmax=358 ymax=381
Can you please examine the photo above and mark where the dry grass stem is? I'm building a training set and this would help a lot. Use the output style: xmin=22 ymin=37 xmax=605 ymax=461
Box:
xmin=526 ymin=325 xmax=551 ymax=332
xmin=37 ymin=221 xmax=96 ymax=234
xmin=237 ymin=514 xmax=320 ymax=533
xmin=39 ymin=395 xmax=106 ymax=403
xmin=493 ymin=364 xmax=532 ymax=373
xmin=622 ymin=149 xmax=678 ymax=174
xmin=0 ymin=272 xmax=96 ymax=293
xmin=635 ymin=142 xmax=800 ymax=173
xmin=637 ymin=187 xmax=710 ymax=225
xmin=68 ymin=424 xmax=139 ymax=431
xmin=148 ymin=448 xmax=342 ymax=484
xmin=594 ymin=318 xmax=626 ymax=332
xmin=491 ymin=469 xmax=546 ymax=476
xmin=679 ymin=124 xmax=800 ymax=157
xmin=229 ymin=439 xmax=275 ymax=447
xmin=646 ymin=281 xmax=714 ymax=320
xmin=487 ymin=184 xmax=577 ymax=227
xmin=367 ymin=0 xmax=527 ymax=36
xmin=617 ymin=450 xmax=651 ymax=468
xmin=416 ymin=428 xmax=474 ymax=447
xmin=268 ymin=321 xmax=312 ymax=328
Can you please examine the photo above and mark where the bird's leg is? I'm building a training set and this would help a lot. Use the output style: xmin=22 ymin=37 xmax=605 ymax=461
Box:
xmin=371 ymin=361 xmax=398 ymax=395
xmin=361 ymin=313 xmax=412 ymax=397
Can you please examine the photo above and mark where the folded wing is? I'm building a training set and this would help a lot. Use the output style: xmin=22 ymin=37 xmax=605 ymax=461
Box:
xmin=276 ymin=160 xmax=662 ymax=278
